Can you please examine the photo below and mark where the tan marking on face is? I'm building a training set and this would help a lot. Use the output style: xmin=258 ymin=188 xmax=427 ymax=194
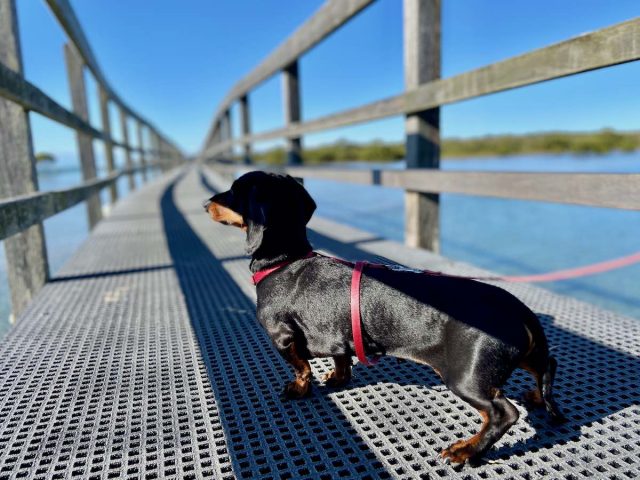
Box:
xmin=208 ymin=202 xmax=247 ymax=230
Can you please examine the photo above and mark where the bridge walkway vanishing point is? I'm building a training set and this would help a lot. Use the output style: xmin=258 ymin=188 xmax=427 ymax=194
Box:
xmin=0 ymin=166 xmax=638 ymax=480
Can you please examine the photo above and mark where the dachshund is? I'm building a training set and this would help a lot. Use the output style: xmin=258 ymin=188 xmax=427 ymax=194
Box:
xmin=203 ymin=170 xmax=565 ymax=465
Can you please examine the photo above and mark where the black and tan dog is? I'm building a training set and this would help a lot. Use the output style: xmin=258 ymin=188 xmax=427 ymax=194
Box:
xmin=203 ymin=171 xmax=565 ymax=465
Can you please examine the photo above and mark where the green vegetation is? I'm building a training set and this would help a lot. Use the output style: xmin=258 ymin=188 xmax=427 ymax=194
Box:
xmin=35 ymin=152 xmax=56 ymax=163
xmin=251 ymin=139 xmax=405 ymax=165
xmin=443 ymin=129 xmax=640 ymax=158
xmin=244 ymin=129 xmax=640 ymax=164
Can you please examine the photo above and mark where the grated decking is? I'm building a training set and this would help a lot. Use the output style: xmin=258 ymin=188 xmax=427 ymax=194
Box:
xmin=0 ymin=167 xmax=638 ymax=479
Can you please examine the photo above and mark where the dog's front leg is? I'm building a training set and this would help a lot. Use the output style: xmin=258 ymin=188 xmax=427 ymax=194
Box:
xmin=321 ymin=355 xmax=352 ymax=388
xmin=282 ymin=342 xmax=312 ymax=399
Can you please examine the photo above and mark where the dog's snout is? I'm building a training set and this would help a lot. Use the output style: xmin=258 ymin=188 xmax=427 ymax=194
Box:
xmin=202 ymin=199 xmax=212 ymax=212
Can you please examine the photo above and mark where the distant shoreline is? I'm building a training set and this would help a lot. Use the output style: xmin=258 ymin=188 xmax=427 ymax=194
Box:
xmin=246 ymin=129 xmax=640 ymax=164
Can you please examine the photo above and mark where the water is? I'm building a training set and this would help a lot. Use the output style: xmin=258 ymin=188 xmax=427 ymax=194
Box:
xmin=0 ymin=153 xmax=638 ymax=339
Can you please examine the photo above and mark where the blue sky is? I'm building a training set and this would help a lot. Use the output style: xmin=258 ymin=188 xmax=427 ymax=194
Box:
xmin=15 ymin=0 xmax=640 ymax=160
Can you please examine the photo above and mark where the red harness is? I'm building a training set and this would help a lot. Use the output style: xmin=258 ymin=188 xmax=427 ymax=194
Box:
xmin=252 ymin=252 xmax=380 ymax=366
xmin=251 ymin=252 xmax=317 ymax=285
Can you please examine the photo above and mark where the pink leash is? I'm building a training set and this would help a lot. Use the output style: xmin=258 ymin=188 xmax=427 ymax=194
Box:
xmin=490 ymin=250 xmax=640 ymax=283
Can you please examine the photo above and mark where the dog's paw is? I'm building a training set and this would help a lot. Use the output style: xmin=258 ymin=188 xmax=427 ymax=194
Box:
xmin=321 ymin=370 xmax=351 ymax=388
xmin=282 ymin=380 xmax=311 ymax=400
xmin=441 ymin=442 xmax=475 ymax=465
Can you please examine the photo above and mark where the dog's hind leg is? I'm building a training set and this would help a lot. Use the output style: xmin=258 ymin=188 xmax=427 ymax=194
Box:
xmin=282 ymin=342 xmax=312 ymax=400
xmin=321 ymin=355 xmax=352 ymax=388
xmin=519 ymin=346 xmax=566 ymax=424
xmin=441 ymin=385 xmax=519 ymax=465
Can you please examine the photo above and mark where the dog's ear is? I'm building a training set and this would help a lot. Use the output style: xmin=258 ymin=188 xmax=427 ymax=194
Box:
xmin=245 ymin=186 xmax=267 ymax=255
xmin=285 ymin=175 xmax=316 ymax=226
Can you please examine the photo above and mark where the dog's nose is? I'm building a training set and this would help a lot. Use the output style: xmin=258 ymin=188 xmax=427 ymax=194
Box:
xmin=202 ymin=199 xmax=212 ymax=212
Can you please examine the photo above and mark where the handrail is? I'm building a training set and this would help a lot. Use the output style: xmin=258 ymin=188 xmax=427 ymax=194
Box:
xmin=211 ymin=163 xmax=640 ymax=211
xmin=0 ymin=60 xmax=155 ymax=154
xmin=0 ymin=164 xmax=158 ymax=241
xmin=203 ymin=16 xmax=640 ymax=158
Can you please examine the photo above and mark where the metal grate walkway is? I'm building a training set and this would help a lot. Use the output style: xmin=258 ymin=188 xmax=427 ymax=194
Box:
xmin=0 ymin=167 xmax=638 ymax=479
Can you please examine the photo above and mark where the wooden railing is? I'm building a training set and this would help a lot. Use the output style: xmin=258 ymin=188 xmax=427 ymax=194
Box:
xmin=199 ymin=0 xmax=640 ymax=252
xmin=0 ymin=0 xmax=185 ymax=317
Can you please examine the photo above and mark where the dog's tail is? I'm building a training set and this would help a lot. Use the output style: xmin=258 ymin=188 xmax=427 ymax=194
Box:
xmin=522 ymin=312 xmax=566 ymax=424
xmin=541 ymin=356 xmax=566 ymax=424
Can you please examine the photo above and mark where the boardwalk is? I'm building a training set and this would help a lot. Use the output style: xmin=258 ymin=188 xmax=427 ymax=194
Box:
xmin=0 ymin=167 xmax=638 ymax=479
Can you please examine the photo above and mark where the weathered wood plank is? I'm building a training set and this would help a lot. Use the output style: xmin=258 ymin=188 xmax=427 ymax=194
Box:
xmin=282 ymin=61 xmax=302 ymax=165
xmin=211 ymin=163 xmax=640 ymax=210
xmin=98 ymin=85 xmax=118 ymax=203
xmin=0 ymin=59 xmax=104 ymax=138
xmin=1 ymin=171 xmax=116 ymax=241
xmin=0 ymin=0 xmax=49 ymax=318
xmin=239 ymin=95 xmax=251 ymax=164
xmin=137 ymin=120 xmax=147 ymax=181
xmin=119 ymin=107 xmax=135 ymax=191
xmin=210 ymin=0 xmax=374 ymax=122
xmin=404 ymin=17 xmax=640 ymax=114
xmin=403 ymin=0 xmax=440 ymax=252
xmin=382 ymin=170 xmax=640 ymax=210
xmin=65 ymin=42 xmax=101 ymax=229
xmin=150 ymin=131 xmax=164 ymax=172
xmin=203 ymin=17 xmax=640 ymax=157
xmin=221 ymin=110 xmax=233 ymax=161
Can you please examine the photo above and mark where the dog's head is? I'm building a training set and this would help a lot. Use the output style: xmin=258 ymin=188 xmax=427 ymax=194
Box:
xmin=203 ymin=171 xmax=316 ymax=255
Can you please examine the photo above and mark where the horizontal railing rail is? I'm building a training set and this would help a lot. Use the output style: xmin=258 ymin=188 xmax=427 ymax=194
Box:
xmin=202 ymin=16 xmax=640 ymax=158
xmin=0 ymin=61 xmax=153 ymax=154
xmin=0 ymin=163 xmax=159 ymax=241
xmin=212 ymin=163 xmax=640 ymax=211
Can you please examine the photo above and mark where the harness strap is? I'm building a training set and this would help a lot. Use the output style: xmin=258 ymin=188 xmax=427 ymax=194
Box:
xmin=253 ymin=252 xmax=380 ymax=365
xmin=351 ymin=261 xmax=379 ymax=366
xmin=252 ymin=252 xmax=315 ymax=285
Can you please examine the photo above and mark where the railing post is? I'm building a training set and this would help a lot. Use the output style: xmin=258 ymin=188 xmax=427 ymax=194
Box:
xmin=137 ymin=120 xmax=147 ymax=181
xmin=403 ymin=0 xmax=440 ymax=252
xmin=240 ymin=95 xmax=252 ymax=164
xmin=0 ymin=0 xmax=49 ymax=319
xmin=223 ymin=109 xmax=233 ymax=161
xmin=65 ymin=42 xmax=102 ymax=229
xmin=282 ymin=61 xmax=302 ymax=165
xmin=119 ymin=106 xmax=135 ymax=191
xmin=98 ymin=85 xmax=117 ymax=203
xmin=152 ymin=131 xmax=164 ymax=171
xmin=214 ymin=121 xmax=221 ymax=161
